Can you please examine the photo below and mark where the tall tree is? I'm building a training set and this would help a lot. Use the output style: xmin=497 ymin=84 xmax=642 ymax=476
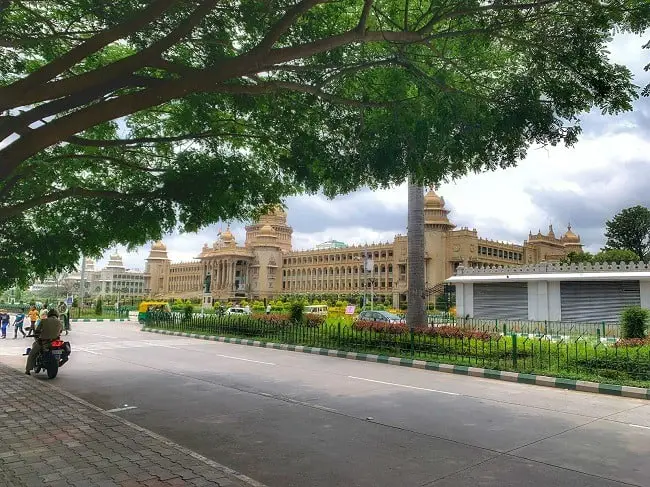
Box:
xmin=0 ymin=1 xmax=648 ymax=286
xmin=605 ymin=206 xmax=650 ymax=262
xmin=407 ymin=180 xmax=426 ymax=327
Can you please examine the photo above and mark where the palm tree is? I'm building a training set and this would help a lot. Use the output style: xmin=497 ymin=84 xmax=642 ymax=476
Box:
xmin=407 ymin=179 xmax=427 ymax=327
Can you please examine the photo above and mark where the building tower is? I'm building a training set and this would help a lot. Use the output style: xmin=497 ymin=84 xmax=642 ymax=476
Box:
xmin=423 ymin=188 xmax=456 ymax=288
xmin=145 ymin=241 xmax=170 ymax=296
xmin=245 ymin=206 xmax=293 ymax=252
xmin=248 ymin=223 xmax=284 ymax=300
xmin=561 ymin=224 xmax=583 ymax=254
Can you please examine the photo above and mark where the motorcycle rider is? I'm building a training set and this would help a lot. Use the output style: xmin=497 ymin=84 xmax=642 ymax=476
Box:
xmin=25 ymin=308 xmax=62 ymax=375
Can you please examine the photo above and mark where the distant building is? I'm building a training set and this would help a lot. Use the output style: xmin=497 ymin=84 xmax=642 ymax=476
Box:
xmin=65 ymin=255 xmax=145 ymax=299
xmin=144 ymin=190 xmax=583 ymax=308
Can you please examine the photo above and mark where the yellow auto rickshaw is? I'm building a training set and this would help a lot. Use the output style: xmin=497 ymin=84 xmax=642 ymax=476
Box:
xmin=137 ymin=301 xmax=171 ymax=323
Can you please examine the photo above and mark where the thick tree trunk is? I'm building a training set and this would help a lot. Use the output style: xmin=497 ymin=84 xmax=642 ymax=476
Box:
xmin=407 ymin=179 xmax=427 ymax=328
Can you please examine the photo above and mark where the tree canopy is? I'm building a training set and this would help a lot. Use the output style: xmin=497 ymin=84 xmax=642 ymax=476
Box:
xmin=1 ymin=0 xmax=648 ymax=286
xmin=605 ymin=206 xmax=650 ymax=262
xmin=562 ymin=249 xmax=642 ymax=264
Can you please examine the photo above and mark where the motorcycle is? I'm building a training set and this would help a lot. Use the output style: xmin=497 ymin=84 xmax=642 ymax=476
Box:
xmin=24 ymin=337 xmax=71 ymax=379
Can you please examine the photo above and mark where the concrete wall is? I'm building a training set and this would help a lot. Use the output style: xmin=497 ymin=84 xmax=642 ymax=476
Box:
xmin=454 ymin=283 xmax=473 ymax=318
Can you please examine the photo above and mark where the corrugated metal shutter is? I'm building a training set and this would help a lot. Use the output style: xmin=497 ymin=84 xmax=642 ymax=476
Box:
xmin=474 ymin=283 xmax=528 ymax=320
xmin=560 ymin=281 xmax=640 ymax=323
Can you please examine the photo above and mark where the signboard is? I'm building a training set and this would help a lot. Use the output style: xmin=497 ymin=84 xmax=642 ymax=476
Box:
xmin=345 ymin=305 xmax=356 ymax=315
xmin=66 ymin=296 xmax=73 ymax=306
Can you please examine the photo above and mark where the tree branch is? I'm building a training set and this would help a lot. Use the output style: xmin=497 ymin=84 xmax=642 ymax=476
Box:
xmin=357 ymin=0 xmax=374 ymax=33
xmin=44 ymin=153 xmax=164 ymax=173
xmin=252 ymin=0 xmax=328 ymax=53
xmin=67 ymin=129 xmax=267 ymax=147
xmin=0 ymin=187 xmax=156 ymax=220
xmin=216 ymin=81 xmax=398 ymax=107
xmin=1 ymin=0 xmax=220 ymax=111
xmin=419 ymin=0 xmax=561 ymax=35
xmin=0 ymin=74 xmax=156 ymax=141
xmin=0 ymin=0 xmax=179 ymax=103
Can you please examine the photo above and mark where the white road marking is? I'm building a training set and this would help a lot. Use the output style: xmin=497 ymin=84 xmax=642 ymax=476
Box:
xmin=348 ymin=376 xmax=460 ymax=396
xmin=106 ymin=406 xmax=138 ymax=413
xmin=76 ymin=347 xmax=101 ymax=355
xmin=215 ymin=354 xmax=275 ymax=366
xmin=629 ymin=423 xmax=650 ymax=430
xmin=145 ymin=342 xmax=180 ymax=349
xmin=75 ymin=331 xmax=119 ymax=339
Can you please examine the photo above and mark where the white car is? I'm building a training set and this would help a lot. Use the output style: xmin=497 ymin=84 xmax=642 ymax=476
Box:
xmin=225 ymin=307 xmax=250 ymax=315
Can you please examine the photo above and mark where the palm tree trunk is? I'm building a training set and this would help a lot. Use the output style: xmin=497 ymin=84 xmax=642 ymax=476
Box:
xmin=407 ymin=178 xmax=427 ymax=328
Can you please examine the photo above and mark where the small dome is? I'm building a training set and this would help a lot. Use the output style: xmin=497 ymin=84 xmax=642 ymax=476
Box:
xmin=259 ymin=224 xmax=277 ymax=238
xmin=151 ymin=240 xmax=166 ymax=251
xmin=424 ymin=188 xmax=444 ymax=209
xmin=563 ymin=225 xmax=580 ymax=243
xmin=221 ymin=227 xmax=234 ymax=242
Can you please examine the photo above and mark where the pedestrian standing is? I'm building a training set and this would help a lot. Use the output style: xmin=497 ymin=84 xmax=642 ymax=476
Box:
xmin=266 ymin=304 xmax=271 ymax=315
xmin=0 ymin=309 xmax=9 ymax=338
xmin=14 ymin=308 xmax=26 ymax=338
xmin=27 ymin=306 xmax=39 ymax=336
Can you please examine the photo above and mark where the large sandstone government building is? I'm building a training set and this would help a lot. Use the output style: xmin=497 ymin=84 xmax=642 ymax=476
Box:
xmin=142 ymin=190 xmax=583 ymax=308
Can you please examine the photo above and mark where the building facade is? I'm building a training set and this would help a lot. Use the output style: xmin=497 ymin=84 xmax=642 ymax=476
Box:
xmin=63 ymin=254 xmax=146 ymax=299
xmin=143 ymin=190 xmax=583 ymax=308
xmin=449 ymin=262 xmax=650 ymax=323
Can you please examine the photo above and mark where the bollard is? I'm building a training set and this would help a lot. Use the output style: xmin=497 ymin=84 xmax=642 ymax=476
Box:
xmin=511 ymin=333 xmax=518 ymax=367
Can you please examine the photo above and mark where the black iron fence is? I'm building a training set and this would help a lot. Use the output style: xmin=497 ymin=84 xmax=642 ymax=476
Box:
xmin=145 ymin=314 xmax=650 ymax=386
xmin=428 ymin=315 xmax=621 ymax=339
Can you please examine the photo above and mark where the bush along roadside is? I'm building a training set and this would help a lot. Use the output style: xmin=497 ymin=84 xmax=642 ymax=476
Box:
xmin=143 ymin=314 xmax=650 ymax=388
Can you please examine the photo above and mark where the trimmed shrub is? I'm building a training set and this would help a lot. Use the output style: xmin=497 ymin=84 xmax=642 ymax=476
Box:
xmin=289 ymin=301 xmax=304 ymax=323
xmin=304 ymin=313 xmax=325 ymax=327
xmin=615 ymin=337 xmax=650 ymax=348
xmin=353 ymin=320 xmax=408 ymax=334
xmin=94 ymin=298 xmax=103 ymax=316
xmin=183 ymin=304 xmax=193 ymax=321
xmin=419 ymin=326 xmax=492 ymax=341
xmin=621 ymin=306 xmax=649 ymax=339
xmin=251 ymin=313 xmax=290 ymax=325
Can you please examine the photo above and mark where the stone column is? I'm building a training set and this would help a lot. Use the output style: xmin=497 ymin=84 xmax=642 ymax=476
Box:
xmin=385 ymin=264 xmax=389 ymax=290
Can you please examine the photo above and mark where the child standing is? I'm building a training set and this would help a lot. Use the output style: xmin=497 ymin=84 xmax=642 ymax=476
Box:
xmin=0 ymin=310 xmax=9 ymax=338
xmin=14 ymin=309 xmax=26 ymax=338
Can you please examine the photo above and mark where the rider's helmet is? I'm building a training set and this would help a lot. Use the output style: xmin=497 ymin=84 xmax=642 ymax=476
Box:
xmin=47 ymin=309 xmax=59 ymax=318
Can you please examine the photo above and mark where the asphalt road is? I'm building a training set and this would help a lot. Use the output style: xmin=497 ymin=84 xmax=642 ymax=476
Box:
xmin=1 ymin=322 xmax=650 ymax=487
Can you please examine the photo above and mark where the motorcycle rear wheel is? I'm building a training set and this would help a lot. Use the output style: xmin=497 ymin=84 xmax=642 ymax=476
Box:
xmin=46 ymin=358 xmax=58 ymax=379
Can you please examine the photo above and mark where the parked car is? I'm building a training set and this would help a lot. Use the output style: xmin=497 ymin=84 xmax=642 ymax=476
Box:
xmin=355 ymin=310 xmax=403 ymax=323
xmin=225 ymin=307 xmax=250 ymax=315
xmin=304 ymin=305 xmax=328 ymax=316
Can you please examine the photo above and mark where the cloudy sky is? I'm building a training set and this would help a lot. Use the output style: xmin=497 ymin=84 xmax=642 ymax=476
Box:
xmin=101 ymin=32 xmax=650 ymax=272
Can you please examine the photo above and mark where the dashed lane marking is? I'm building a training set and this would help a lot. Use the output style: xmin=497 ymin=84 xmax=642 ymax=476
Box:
xmin=348 ymin=376 xmax=460 ymax=396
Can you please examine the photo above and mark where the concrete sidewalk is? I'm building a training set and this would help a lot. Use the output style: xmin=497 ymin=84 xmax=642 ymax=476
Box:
xmin=0 ymin=363 xmax=265 ymax=487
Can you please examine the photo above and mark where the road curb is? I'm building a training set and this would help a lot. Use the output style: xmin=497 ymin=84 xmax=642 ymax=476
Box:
xmin=142 ymin=327 xmax=650 ymax=401
xmin=70 ymin=318 xmax=131 ymax=322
